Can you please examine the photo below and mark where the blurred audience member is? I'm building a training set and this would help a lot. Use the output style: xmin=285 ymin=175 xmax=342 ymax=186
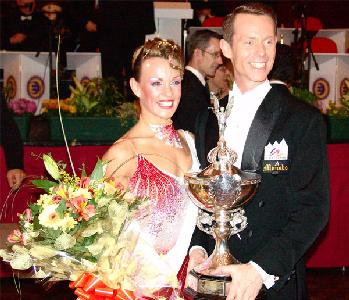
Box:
xmin=186 ymin=1 xmax=226 ymax=29
xmin=74 ymin=0 xmax=99 ymax=52
xmin=0 ymin=95 xmax=26 ymax=189
xmin=40 ymin=1 xmax=77 ymax=53
xmin=268 ymin=43 xmax=297 ymax=88
xmin=1 ymin=0 xmax=50 ymax=51
xmin=207 ymin=59 xmax=234 ymax=102
xmin=194 ymin=59 xmax=232 ymax=169
xmin=173 ymin=29 xmax=222 ymax=133
xmin=96 ymin=1 xmax=155 ymax=87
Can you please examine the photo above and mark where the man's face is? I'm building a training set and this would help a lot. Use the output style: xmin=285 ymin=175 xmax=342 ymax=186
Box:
xmin=197 ymin=38 xmax=223 ymax=78
xmin=17 ymin=0 xmax=35 ymax=15
xmin=221 ymin=13 xmax=277 ymax=92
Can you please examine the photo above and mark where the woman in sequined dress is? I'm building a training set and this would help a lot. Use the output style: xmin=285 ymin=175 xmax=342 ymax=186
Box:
xmin=102 ymin=38 xmax=200 ymax=297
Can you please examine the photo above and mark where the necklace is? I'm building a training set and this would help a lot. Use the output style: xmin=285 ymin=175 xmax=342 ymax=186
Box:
xmin=149 ymin=122 xmax=183 ymax=149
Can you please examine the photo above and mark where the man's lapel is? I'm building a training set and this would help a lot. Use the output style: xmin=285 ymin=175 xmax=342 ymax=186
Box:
xmin=241 ymin=88 xmax=282 ymax=171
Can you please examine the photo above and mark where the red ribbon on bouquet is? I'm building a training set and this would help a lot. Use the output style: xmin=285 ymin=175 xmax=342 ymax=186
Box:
xmin=69 ymin=272 xmax=139 ymax=300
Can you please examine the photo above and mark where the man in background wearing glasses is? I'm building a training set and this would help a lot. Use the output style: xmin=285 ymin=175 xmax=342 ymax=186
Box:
xmin=173 ymin=29 xmax=222 ymax=133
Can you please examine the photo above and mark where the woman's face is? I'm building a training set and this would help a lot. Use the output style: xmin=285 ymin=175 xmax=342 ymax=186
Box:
xmin=130 ymin=57 xmax=182 ymax=124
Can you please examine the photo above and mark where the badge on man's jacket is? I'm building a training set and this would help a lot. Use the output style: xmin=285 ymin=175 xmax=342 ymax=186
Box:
xmin=262 ymin=139 xmax=289 ymax=174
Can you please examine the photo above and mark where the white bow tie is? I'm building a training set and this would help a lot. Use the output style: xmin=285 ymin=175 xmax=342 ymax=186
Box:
xmin=20 ymin=15 xmax=32 ymax=21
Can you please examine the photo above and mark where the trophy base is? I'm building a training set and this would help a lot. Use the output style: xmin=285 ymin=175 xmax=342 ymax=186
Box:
xmin=184 ymin=269 xmax=231 ymax=299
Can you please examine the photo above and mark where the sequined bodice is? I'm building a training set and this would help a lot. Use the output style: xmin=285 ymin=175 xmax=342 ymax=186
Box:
xmin=128 ymin=155 xmax=188 ymax=254
xmin=127 ymin=131 xmax=200 ymax=256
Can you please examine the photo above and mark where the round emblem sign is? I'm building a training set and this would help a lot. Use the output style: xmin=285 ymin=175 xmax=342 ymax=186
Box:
xmin=5 ymin=76 xmax=17 ymax=99
xmin=339 ymin=78 xmax=348 ymax=99
xmin=27 ymin=76 xmax=45 ymax=99
xmin=312 ymin=78 xmax=330 ymax=100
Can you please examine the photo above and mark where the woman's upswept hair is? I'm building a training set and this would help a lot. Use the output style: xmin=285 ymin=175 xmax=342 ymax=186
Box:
xmin=131 ymin=38 xmax=184 ymax=81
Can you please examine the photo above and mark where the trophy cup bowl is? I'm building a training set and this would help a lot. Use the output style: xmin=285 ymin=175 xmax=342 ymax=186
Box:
xmin=184 ymin=164 xmax=261 ymax=298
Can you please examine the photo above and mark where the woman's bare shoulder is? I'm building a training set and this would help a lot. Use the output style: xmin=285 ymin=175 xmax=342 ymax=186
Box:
xmin=102 ymin=138 xmax=137 ymax=177
xmin=103 ymin=138 xmax=131 ymax=160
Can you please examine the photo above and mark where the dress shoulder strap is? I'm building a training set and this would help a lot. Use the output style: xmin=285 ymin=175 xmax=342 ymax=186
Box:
xmin=179 ymin=130 xmax=201 ymax=171
xmin=109 ymin=138 xmax=140 ymax=177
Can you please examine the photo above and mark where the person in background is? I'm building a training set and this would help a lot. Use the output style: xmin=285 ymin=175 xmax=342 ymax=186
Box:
xmin=0 ymin=94 xmax=26 ymax=189
xmin=173 ymin=29 xmax=222 ymax=133
xmin=188 ymin=3 xmax=329 ymax=300
xmin=73 ymin=0 xmax=99 ymax=52
xmin=207 ymin=59 xmax=234 ymax=102
xmin=195 ymin=59 xmax=234 ymax=168
xmin=96 ymin=0 xmax=155 ymax=90
xmin=1 ymin=0 xmax=49 ymax=51
xmin=268 ymin=43 xmax=297 ymax=88
xmin=102 ymin=38 xmax=200 ymax=297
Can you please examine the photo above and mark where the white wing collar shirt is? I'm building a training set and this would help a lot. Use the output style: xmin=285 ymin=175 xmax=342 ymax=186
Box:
xmin=224 ymin=80 xmax=271 ymax=168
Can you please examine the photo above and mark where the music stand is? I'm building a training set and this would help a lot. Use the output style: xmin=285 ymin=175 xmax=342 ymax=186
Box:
xmin=292 ymin=3 xmax=319 ymax=88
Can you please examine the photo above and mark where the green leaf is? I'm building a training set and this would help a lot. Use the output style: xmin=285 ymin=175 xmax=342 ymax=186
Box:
xmin=32 ymin=216 xmax=40 ymax=230
xmin=32 ymin=179 xmax=58 ymax=192
xmin=81 ymin=164 xmax=87 ymax=177
xmin=29 ymin=203 xmax=41 ymax=215
xmin=43 ymin=154 xmax=61 ymax=180
xmin=56 ymin=199 xmax=66 ymax=219
xmin=90 ymin=159 xmax=105 ymax=180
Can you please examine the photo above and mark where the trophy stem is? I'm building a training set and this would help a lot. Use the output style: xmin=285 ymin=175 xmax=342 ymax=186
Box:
xmin=210 ymin=209 xmax=240 ymax=269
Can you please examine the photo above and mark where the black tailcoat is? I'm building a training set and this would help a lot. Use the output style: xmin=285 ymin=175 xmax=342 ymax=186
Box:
xmin=191 ymin=84 xmax=330 ymax=300
xmin=0 ymin=95 xmax=24 ymax=170
xmin=173 ymin=69 xmax=210 ymax=133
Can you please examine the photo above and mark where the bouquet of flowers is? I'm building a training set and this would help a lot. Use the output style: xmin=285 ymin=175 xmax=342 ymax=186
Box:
xmin=8 ymin=98 xmax=37 ymax=115
xmin=0 ymin=155 xmax=181 ymax=299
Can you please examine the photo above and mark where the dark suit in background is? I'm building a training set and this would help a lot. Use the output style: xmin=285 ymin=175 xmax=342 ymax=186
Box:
xmin=173 ymin=69 xmax=210 ymax=133
xmin=191 ymin=84 xmax=329 ymax=299
xmin=1 ymin=8 xmax=49 ymax=51
xmin=97 ymin=1 xmax=155 ymax=81
xmin=194 ymin=95 xmax=228 ymax=168
xmin=0 ymin=96 xmax=24 ymax=171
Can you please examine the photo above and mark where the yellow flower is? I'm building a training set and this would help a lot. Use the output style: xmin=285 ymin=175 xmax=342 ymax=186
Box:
xmin=60 ymin=215 xmax=77 ymax=232
xmin=69 ymin=105 xmax=77 ymax=114
xmin=38 ymin=204 xmax=63 ymax=230
xmin=103 ymin=182 xmax=117 ymax=195
xmin=72 ymin=187 xmax=92 ymax=199
xmin=37 ymin=194 xmax=53 ymax=206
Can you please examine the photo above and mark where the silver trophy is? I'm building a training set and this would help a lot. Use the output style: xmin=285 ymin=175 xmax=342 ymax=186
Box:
xmin=184 ymin=93 xmax=261 ymax=298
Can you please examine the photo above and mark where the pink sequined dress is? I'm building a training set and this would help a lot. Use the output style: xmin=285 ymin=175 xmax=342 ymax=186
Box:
xmin=124 ymin=131 xmax=200 ymax=292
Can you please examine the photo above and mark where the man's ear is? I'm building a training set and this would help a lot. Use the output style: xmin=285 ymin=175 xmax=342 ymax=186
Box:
xmin=220 ymin=39 xmax=232 ymax=60
xmin=129 ymin=78 xmax=141 ymax=98
xmin=194 ymin=48 xmax=203 ymax=59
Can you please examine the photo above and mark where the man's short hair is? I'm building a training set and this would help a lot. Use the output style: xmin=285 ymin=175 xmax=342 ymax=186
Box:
xmin=186 ymin=29 xmax=222 ymax=61
xmin=222 ymin=2 xmax=277 ymax=43
xmin=268 ymin=43 xmax=297 ymax=85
